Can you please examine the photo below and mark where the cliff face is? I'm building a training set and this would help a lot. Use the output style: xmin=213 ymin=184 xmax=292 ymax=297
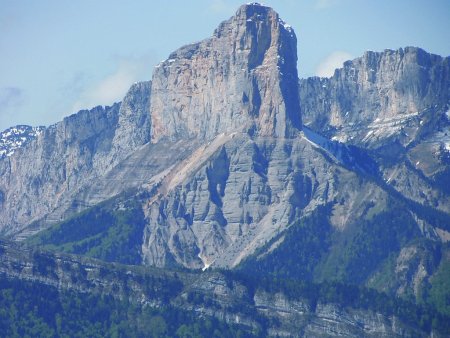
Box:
xmin=0 ymin=104 xmax=119 ymax=236
xmin=0 ymin=81 xmax=151 ymax=236
xmin=300 ymin=47 xmax=449 ymax=147
xmin=150 ymin=4 xmax=301 ymax=142
xmin=0 ymin=125 xmax=46 ymax=159
xmin=111 ymin=81 xmax=152 ymax=161
xmin=140 ymin=4 xmax=388 ymax=270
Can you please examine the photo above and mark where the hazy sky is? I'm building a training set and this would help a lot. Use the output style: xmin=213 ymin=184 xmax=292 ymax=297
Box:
xmin=0 ymin=0 xmax=449 ymax=130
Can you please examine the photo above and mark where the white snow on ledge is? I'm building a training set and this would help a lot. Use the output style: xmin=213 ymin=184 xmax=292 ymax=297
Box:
xmin=278 ymin=18 xmax=293 ymax=34
xmin=0 ymin=126 xmax=45 ymax=158
xmin=246 ymin=2 xmax=265 ymax=6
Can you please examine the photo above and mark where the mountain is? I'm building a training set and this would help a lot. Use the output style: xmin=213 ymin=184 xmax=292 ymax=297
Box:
xmin=0 ymin=125 xmax=45 ymax=159
xmin=150 ymin=3 xmax=301 ymax=142
xmin=299 ymin=48 xmax=450 ymax=213
xmin=1 ymin=3 xmax=449 ymax=336
xmin=300 ymin=47 xmax=449 ymax=149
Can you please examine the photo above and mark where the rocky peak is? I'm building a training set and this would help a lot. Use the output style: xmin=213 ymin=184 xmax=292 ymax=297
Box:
xmin=150 ymin=3 xmax=301 ymax=143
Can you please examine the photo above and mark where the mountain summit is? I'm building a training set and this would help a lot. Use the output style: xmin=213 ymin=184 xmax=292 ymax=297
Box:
xmin=150 ymin=3 xmax=301 ymax=142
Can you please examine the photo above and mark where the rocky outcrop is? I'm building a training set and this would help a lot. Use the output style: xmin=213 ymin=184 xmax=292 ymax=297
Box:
xmin=299 ymin=47 xmax=449 ymax=148
xmin=0 ymin=104 xmax=119 ymax=236
xmin=150 ymin=3 xmax=301 ymax=142
xmin=0 ymin=2 xmax=449 ymax=325
xmin=300 ymin=48 xmax=450 ymax=215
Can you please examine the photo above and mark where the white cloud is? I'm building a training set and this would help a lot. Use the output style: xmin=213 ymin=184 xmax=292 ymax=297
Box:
xmin=315 ymin=51 xmax=353 ymax=77
xmin=0 ymin=87 xmax=24 ymax=110
xmin=71 ymin=55 xmax=155 ymax=112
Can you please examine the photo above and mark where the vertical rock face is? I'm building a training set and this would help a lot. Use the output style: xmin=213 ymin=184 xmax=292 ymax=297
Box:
xmin=142 ymin=3 xmax=309 ymax=269
xmin=111 ymin=81 xmax=152 ymax=161
xmin=300 ymin=47 xmax=449 ymax=147
xmin=150 ymin=3 xmax=301 ymax=143
xmin=300 ymin=48 xmax=450 ymax=213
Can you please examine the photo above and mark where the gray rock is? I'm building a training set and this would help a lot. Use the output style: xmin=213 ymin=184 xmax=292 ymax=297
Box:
xmin=141 ymin=133 xmax=388 ymax=269
xmin=0 ymin=125 xmax=46 ymax=159
xmin=0 ymin=3 xmax=448 ymax=318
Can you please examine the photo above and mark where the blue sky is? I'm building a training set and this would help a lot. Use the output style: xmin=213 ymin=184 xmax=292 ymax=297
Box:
xmin=0 ymin=0 xmax=449 ymax=130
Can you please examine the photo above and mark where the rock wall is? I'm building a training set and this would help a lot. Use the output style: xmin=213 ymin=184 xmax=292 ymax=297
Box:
xmin=0 ymin=81 xmax=151 ymax=236
xmin=299 ymin=47 xmax=449 ymax=147
xmin=141 ymin=133 xmax=387 ymax=269
xmin=150 ymin=3 xmax=301 ymax=142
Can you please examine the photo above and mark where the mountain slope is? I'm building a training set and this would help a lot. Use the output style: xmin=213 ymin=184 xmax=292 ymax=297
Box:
xmin=299 ymin=47 xmax=449 ymax=148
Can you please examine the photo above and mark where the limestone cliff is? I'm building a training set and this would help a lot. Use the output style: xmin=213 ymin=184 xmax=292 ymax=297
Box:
xmin=150 ymin=3 xmax=301 ymax=142
xmin=0 ymin=81 xmax=151 ymax=236
xmin=300 ymin=47 xmax=449 ymax=147
xmin=0 ymin=3 xmax=449 ymax=322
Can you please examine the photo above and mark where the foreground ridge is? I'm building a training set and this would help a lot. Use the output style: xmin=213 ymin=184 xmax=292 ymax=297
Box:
xmin=1 ymin=239 xmax=447 ymax=337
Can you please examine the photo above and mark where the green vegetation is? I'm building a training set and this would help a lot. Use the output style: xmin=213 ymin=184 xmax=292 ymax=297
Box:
xmin=0 ymin=277 xmax=256 ymax=338
xmin=319 ymin=202 xmax=420 ymax=284
xmin=239 ymin=200 xmax=420 ymax=286
xmin=238 ymin=204 xmax=332 ymax=280
xmin=433 ymin=166 xmax=450 ymax=195
xmin=28 ymin=199 xmax=146 ymax=265
xmin=428 ymin=247 xmax=450 ymax=316
xmin=220 ymin=270 xmax=450 ymax=335
xmin=2 ymin=262 xmax=450 ymax=337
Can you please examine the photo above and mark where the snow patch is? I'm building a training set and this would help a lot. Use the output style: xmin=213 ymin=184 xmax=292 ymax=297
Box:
xmin=278 ymin=18 xmax=293 ymax=34
xmin=0 ymin=125 xmax=45 ymax=159
xmin=198 ymin=253 xmax=214 ymax=271
xmin=303 ymin=127 xmax=346 ymax=164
